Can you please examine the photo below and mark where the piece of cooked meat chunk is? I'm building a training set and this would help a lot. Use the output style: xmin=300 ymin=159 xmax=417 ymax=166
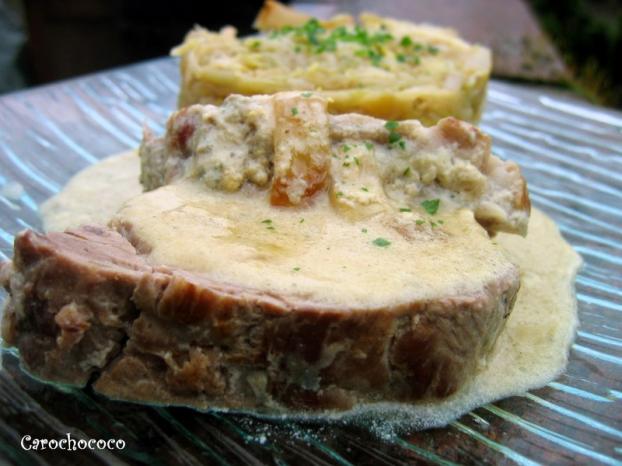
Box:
xmin=139 ymin=93 xmax=530 ymax=235
xmin=1 ymin=225 xmax=519 ymax=412
xmin=0 ymin=226 xmax=149 ymax=385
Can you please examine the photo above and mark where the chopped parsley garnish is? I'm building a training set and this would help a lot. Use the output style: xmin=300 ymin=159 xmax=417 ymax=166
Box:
xmin=267 ymin=225 xmax=275 ymax=230
xmin=361 ymin=186 xmax=369 ymax=192
xmin=364 ymin=141 xmax=374 ymax=150
xmin=385 ymin=120 xmax=405 ymax=149
xmin=421 ymin=199 xmax=440 ymax=215
xmin=301 ymin=92 xmax=313 ymax=97
xmin=416 ymin=219 xmax=425 ymax=225
xmin=372 ymin=237 xmax=391 ymax=248
xmin=271 ymin=20 xmax=439 ymax=67
xmin=261 ymin=219 xmax=272 ymax=224
xmin=354 ymin=156 xmax=360 ymax=166
xmin=356 ymin=48 xmax=383 ymax=66
xmin=403 ymin=167 xmax=411 ymax=176
xmin=430 ymin=221 xmax=438 ymax=227
xmin=293 ymin=267 xmax=301 ymax=272
xmin=336 ymin=191 xmax=344 ymax=197
xmin=291 ymin=107 xmax=298 ymax=116
xmin=388 ymin=131 xmax=401 ymax=144
xmin=299 ymin=218 xmax=305 ymax=223
xmin=301 ymin=18 xmax=323 ymax=45
xmin=342 ymin=144 xmax=351 ymax=152
xmin=250 ymin=40 xmax=261 ymax=50
xmin=438 ymin=219 xmax=444 ymax=224
xmin=272 ymin=19 xmax=393 ymax=65
xmin=343 ymin=162 xmax=351 ymax=167
xmin=399 ymin=207 xmax=411 ymax=212
xmin=362 ymin=228 xmax=368 ymax=233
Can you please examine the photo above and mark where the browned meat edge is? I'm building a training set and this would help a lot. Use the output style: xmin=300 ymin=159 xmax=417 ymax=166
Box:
xmin=1 ymin=226 xmax=519 ymax=413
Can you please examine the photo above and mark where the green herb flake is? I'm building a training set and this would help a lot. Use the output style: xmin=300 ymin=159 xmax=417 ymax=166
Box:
xmin=354 ymin=156 xmax=360 ymax=166
xmin=372 ymin=237 xmax=391 ymax=248
xmin=369 ymin=50 xmax=383 ymax=66
xmin=261 ymin=219 xmax=272 ymax=224
xmin=342 ymin=144 xmax=351 ymax=152
xmin=291 ymin=107 xmax=298 ymax=116
xmin=293 ymin=267 xmax=301 ymax=272
xmin=385 ymin=120 xmax=405 ymax=149
xmin=385 ymin=120 xmax=399 ymax=130
xmin=267 ymin=225 xmax=275 ymax=230
xmin=364 ymin=141 xmax=374 ymax=150
xmin=396 ymin=53 xmax=406 ymax=63
xmin=275 ymin=19 xmax=395 ymax=64
xmin=336 ymin=191 xmax=344 ymax=197
xmin=403 ymin=167 xmax=411 ymax=176
xmin=362 ymin=228 xmax=368 ymax=233
xmin=400 ymin=36 xmax=413 ymax=47
xmin=399 ymin=208 xmax=411 ymax=212
xmin=428 ymin=45 xmax=440 ymax=55
xmin=301 ymin=92 xmax=313 ymax=98
xmin=421 ymin=198 xmax=440 ymax=215
xmin=438 ymin=220 xmax=444 ymax=224
xmin=416 ymin=219 xmax=425 ymax=225
xmin=430 ymin=221 xmax=437 ymax=227
xmin=343 ymin=162 xmax=351 ymax=167
xmin=361 ymin=186 xmax=369 ymax=192
xmin=300 ymin=218 xmax=305 ymax=223
xmin=250 ymin=40 xmax=261 ymax=50
xmin=388 ymin=132 xmax=401 ymax=144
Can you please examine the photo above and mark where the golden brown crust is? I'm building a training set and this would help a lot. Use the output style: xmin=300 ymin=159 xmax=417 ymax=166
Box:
xmin=254 ymin=0 xmax=309 ymax=30
xmin=271 ymin=94 xmax=331 ymax=206
xmin=516 ymin=174 xmax=532 ymax=213
xmin=438 ymin=116 xmax=490 ymax=155
xmin=253 ymin=0 xmax=354 ymax=31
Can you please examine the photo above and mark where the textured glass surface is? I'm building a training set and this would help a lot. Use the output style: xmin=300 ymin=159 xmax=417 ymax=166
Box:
xmin=0 ymin=58 xmax=621 ymax=465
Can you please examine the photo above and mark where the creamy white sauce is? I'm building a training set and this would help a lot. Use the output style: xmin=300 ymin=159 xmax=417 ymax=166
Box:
xmin=39 ymin=152 xmax=581 ymax=428
xmin=112 ymin=182 xmax=514 ymax=308
xmin=40 ymin=151 xmax=142 ymax=232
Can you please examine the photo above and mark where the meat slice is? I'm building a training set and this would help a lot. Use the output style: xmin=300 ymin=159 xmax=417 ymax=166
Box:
xmin=1 ymin=225 xmax=519 ymax=412
xmin=1 ymin=226 xmax=150 ymax=385
xmin=139 ymin=93 xmax=530 ymax=235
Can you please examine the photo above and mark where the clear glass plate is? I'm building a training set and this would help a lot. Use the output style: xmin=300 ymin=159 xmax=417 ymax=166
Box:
xmin=0 ymin=58 xmax=621 ymax=465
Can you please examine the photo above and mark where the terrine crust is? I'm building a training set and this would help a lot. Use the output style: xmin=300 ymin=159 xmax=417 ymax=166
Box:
xmin=173 ymin=2 xmax=491 ymax=126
